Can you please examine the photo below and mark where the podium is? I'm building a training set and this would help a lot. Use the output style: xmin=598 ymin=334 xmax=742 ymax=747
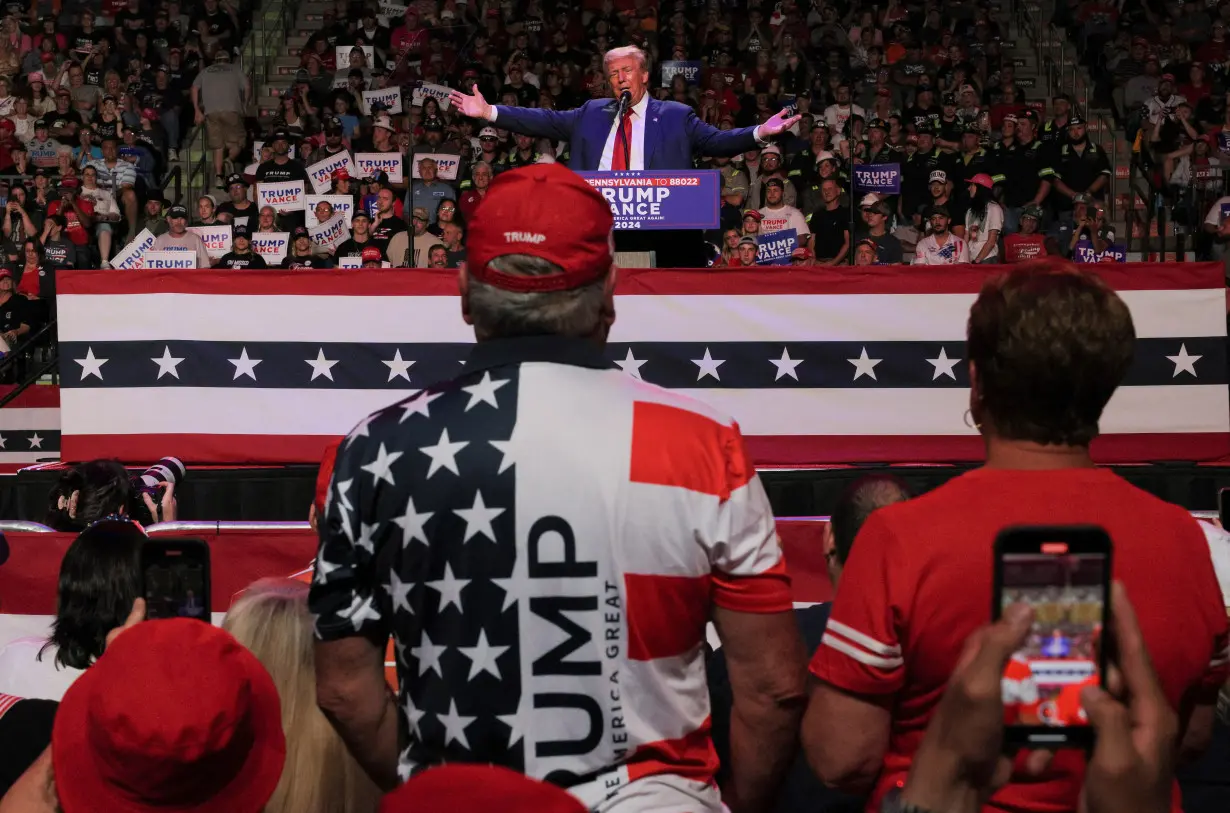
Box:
xmin=577 ymin=170 xmax=722 ymax=268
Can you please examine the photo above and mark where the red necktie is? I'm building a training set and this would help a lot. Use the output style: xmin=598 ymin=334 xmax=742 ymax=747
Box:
xmin=611 ymin=108 xmax=633 ymax=171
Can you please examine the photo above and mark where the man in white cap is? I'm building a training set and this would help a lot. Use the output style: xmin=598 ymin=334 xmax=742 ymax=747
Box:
xmin=748 ymin=144 xmax=796 ymax=209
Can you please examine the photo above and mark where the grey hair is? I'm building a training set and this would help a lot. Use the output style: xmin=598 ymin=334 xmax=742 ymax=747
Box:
xmin=603 ymin=45 xmax=649 ymax=75
xmin=471 ymin=160 xmax=493 ymax=176
xmin=468 ymin=254 xmax=609 ymax=339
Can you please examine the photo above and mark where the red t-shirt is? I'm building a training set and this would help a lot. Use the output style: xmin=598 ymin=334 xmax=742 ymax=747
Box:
xmin=46 ymin=198 xmax=95 ymax=246
xmin=810 ymin=467 xmax=1229 ymax=813
xmin=1004 ymin=233 xmax=1047 ymax=263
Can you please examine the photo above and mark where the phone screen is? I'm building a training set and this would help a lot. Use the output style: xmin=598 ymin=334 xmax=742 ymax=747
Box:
xmin=142 ymin=539 xmax=210 ymax=621
xmin=999 ymin=546 xmax=1108 ymax=736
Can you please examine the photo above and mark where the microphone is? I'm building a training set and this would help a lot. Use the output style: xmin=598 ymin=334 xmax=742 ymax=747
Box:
xmin=616 ymin=89 xmax=632 ymax=117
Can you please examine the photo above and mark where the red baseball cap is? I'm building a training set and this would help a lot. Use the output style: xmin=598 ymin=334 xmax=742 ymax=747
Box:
xmin=333 ymin=168 xmax=350 ymax=181
xmin=467 ymin=163 xmax=613 ymax=293
xmin=381 ymin=765 xmax=586 ymax=813
xmin=60 ymin=176 xmax=79 ymax=188
xmin=361 ymin=246 xmax=383 ymax=262
xmin=0 ymin=269 xmax=12 ymax=280
xmin=53 ymin=619 xmax=285 ymax=813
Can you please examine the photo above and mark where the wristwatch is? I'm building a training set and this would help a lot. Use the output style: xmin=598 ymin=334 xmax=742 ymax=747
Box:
xmin=880 ymin=788 xmax=939 ymax=813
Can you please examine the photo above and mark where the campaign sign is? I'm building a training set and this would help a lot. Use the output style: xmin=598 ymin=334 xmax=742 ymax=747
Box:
xmin=336 ymin=45 xmax=375 ymax=67
xmin=251 ymin=232 xmax=290 ymax=264
xmin=577 ymin=170 xmax=721 ymax=230
xmin=304 ymin=195 xmax=355 ymax=227
xmin=1074 ymin=240 xmax=1127 ymax=263
xmin=853 ymin=163 xmax=901 ymax=194
xmin=143 ymin=250 xmax=197 ymax=270
xmin=408 ymin=153 xmax=459 ymax=181
xmin=332 ymin=73 xmax=352 ymax=90
xmin=187 ymin=225 xmax=233 ymax=259
xmin=378 ymin=0 xmax=408 ymax=16
xmin=252 ymin=141 xmax=296 ymax=161
xmin=338 ymin=255 xmax=363 ymax=268
xmin=660 ymin=60 xmax=703 ymax=86
xmin=29 ymin=147 xmax=57 ymax=168
xmin=111 ymin=228 xmax=156 ymax=270
xmin=306 ymin=152 xmax=357 ymax=194
xmin=363 ymin=87 xmax=405 ymax=115
xmin=756 ymin=229 xmax=797 ymax=265
xmin=411 ymin=82 xmax=452 ymax=109
xmin=309 ymin=213 xmax=350 ymax=252
xmin=357 ymin=152 xmax=407 ymax=183
xmin=257 ymin=180 xmax=306 ymax=214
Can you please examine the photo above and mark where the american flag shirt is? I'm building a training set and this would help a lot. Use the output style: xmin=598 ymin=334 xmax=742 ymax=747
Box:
xmin=309 ymin=335 xmax=791 ymax=807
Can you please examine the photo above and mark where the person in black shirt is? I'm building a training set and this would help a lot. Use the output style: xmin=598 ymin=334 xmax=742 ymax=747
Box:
xmin=254 ymin=129 xmax=311 ymax=231
xmin=333 ymin=210 xmax=382 ymax=260
xmin=282 ymin=226 xmax=334 ymax=268
xmin=904 ymin=84 xmax=942 ymax=135
xmin=214 ymin=173 xmax=257 ymax=229
xmin=369 ymin=189 xmax=407 ymax=247
xmin=193 ymin=0 xmax=239 ymax=53
xmin=1049 ymin=114 xmax=1111 ymax=216
xmin=215 ymin=224 xmax=267 ymax=268
xmin=0 ymin=270 xmax=30 ymax=353
xmin=808 ymin=178 xmax=851 ymax=264
xmin=113 ymin=0 xmax=150 ymax=50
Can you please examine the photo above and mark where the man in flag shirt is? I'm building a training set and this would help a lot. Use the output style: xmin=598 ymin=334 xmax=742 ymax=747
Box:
xmin=309 ymin=163 xmax=807 ymax=812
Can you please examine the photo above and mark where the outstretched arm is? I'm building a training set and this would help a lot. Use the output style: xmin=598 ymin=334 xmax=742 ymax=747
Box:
xmin=448 ymin=85 xmax=584 ymax=143
xmin=687 ymin=106 xmax=802 ymax=158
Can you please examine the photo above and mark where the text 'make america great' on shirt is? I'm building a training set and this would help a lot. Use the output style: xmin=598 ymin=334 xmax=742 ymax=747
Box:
xmin=309 ymin=336 xmax=791 ymax=809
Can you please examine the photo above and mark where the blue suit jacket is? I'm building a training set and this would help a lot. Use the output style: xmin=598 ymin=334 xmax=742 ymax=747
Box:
xmin=492 ymin=97 xmax=761 ymax=170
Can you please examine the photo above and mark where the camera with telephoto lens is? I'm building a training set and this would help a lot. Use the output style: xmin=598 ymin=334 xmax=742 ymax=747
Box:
xmin=127 ymin=457 xmax=186 ymax=524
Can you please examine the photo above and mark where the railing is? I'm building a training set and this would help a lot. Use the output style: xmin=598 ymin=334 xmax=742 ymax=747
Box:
xmin=146 ymin=521 xmax=312 ymax=533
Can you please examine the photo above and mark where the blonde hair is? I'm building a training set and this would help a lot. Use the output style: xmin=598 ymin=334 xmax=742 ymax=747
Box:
xmin=603 ymin=45 xmax=649 ymax=74
xmin=223 ymin=579 xmax=381 ymax=813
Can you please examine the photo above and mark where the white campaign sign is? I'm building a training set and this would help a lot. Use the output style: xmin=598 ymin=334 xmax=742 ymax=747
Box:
xmin=409 ymin=152 xmax=459 ymax=181
xmin=338 ymin=255 xmax=363 ymax=268
xmin=111 ymin=228 xmax=156 ymax=270
xmin=362 ymin=87 xmax=404 ymax=115
xmin=309 ymin=212 xmax=351 ymax=252
xmin=251 ymin=232 xmax=290 ymax=264
xmin=306 ymin=152 xmax=357 ymax=194
xmin=142 ymin=251 xmax=198 ymax=269
xmin=411 ymin=82 xmax=452 ymax=109
xmin=354 ymin=152 xmax=406 ymax=183
xmin=304 ymin=195 xmax=355 ymax=228
xmin=332 ymin=73 xmax=351 ymax=90
xmin=336 ymin=45 xmax=375 ymax=67
xmin=256 ymin=180 xmax=306 ymax=214
xmin=188 ymin=225 xmax=233 ymax=259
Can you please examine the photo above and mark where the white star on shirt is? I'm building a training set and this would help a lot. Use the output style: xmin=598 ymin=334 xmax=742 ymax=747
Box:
xmin=462 ymin=371 xmax=509 ymax=411
xmin=490 ymin=577 xmax=518 ymax=613
xmin=306 ymin=347 xmax=339 ymax=381
xmin=419 ymin=428 xmax=468 ymax=478
xmin=228 ymin=347 xmax=261 ymax=380
xmin=926 ymin=347 xmax=961 ymax=381
xmin=334 ymin=478 xmax=354 ymax=513
xmin=437 ymin=699 xmax=477 ymax=750
xmin=392 ymin=495 xmax=433 ymax=547
xmin=355 ymin=521 xmax=379 ymax=554
xmin=426 ymin=563 xmax=470 ymax=613
xmin=403 ymin=695 xmax=427 ymax=739
xmin=615 ymin=347 xmax=647 ymax=379
xmin=28 ymin=433 xmax=43 ymax=449
xmin=488 ymin=439 xmax=515 ymax=473
xmin=410 ymin=631 xmax=447 ymax=677
xmin=339 ymin=592 xmax=381 ymax=630
xmin=848 ymin=346 xmax=882 ymax=381
xmin=344 ymin=414 xmax=375 ymax=447
xmin=387 ymin=571 xmax=414 ymax=616
xmin=314 ymin=553 xmax=344 ymax=584
xmin=498 ymin=698 xmax=532 ymax=747
xmin=360 ymin=442 xmax=403 ymax=487
xmin=692 ymin=347 xmax=725 ymax=381
xmin=75 ymin=347 xmax=107 ymax=380
xmin=769 ymin=347 xmax=802 ymax=381
xmin=151 ymin=345 xmax=184 ymax=379
xmin=399 ymin=390 xmax=441 ymax=422
xmin=457 ymin=629 xmax=509 ymax=680
xmin=453 ymin=491 xmax=504 ymax=543
xmin=383 ymin=348 xmax=415 ymax=382
xmin=1167 ymin=343 xmax=1202 ymax=377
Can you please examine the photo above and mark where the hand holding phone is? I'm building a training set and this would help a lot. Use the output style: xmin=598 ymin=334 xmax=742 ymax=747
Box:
xmin=141 ymin=538 xmax=211 ymax=621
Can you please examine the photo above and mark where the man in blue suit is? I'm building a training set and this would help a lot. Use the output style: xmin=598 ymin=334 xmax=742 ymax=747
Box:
xmin=449 ymin=46 xmax=799 ymax=266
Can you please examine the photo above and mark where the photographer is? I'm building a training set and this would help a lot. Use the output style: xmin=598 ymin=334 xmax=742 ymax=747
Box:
xmin=44 ymin=459 xmax=178 ymax=533
xmin=1063 ymin=197 xmax=1116 ymax=260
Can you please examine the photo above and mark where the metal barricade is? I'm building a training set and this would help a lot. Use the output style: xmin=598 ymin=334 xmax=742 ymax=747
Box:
xmin=0 ymin=521 xmax=54 ymax=532
xmin=146 ymin=521 xmax=312 ymax=534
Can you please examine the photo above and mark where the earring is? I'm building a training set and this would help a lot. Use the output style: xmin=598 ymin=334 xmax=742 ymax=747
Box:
xmin=963 ymin=409 xmax=982 ymax=430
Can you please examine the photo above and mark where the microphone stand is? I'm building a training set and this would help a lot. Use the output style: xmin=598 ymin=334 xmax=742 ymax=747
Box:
xmin=616 ymin=90 xmax=632 ymax=169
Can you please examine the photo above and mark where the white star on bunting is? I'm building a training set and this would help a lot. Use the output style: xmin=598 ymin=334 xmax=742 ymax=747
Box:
xmin=410 ymin=631 xmax=446 ymax=677
xmin=437 ymin=699 xmax=477 ymax=750
xmin=693 ymin=347 xmax=725 ymax=381
xmin=75 ymin=347 xmax=107 ymax=380
xmin=462 ymin=371 xmax=509 ymax=411
xmin=419 ymin=428 xmax=468 ymax=478
xmin=360 ymin=443 xmax=404 ymax=487
xmin=848 ymin=346 xmax=882 ymax=381
xmin=392 ymin=495 xmax=433 ymax=547
xmin=1166 ymin=343 xmax=1202 ymax=378
xmin=615 ymin=348 xmax=647 ymax=379
xmin=151 ymin=346 xmax=184 ymax=379
xmin=387 ymin=571 xmax=414 ymax=615
xmin=926 ymin=347 xmax=960 ymax=381
xmin=28 ymin=433 xmax=43 ymax=449
xmin=769 ymin=347 xmax=802 ymax=381
xmin=400 ymin=390 xmax=441 ymax=422
xmin=453 ymin=491 xmax=505 ymax=543
xmin=426 ymin=563 xmax=469 ymax=612
xmin=228 ymin=347 xmax=261 ymax=380
xmin=306 ymin=348 xmax=339 ymax=381
xmin=383 ymin=349 xmax=415 ymax=382
xmin=0 ymin=434 xmax=7 ymax=449
xmin=457 ymin=629 xmax=509 ymax=680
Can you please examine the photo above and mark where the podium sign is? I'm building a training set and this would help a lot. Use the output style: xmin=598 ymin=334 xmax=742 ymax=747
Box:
xmin=577 ymin=170 xmax=720 ymax=230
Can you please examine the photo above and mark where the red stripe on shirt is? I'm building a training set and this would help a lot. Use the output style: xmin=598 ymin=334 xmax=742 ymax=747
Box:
xmin=0 ymin=693 xmax=22 ymax=719
xmin=712 ymin=557 xmax=793 ymax=613
xmin=629 ymin=402 xmax=753 ymax=498
xmin=625 ymin=573 xmax=711 ymax=661
xmin=624 ymin=717 xmax=719 ymax=784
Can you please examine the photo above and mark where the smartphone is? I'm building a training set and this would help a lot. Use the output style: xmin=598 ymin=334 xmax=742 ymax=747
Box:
xmin=993 ymin=525 xmax=1112 ymax=748
xmin=1218 ymin=487 xmax=1230 ymax=528
xmin=141 ymin=538 xmax=211 ymax=621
